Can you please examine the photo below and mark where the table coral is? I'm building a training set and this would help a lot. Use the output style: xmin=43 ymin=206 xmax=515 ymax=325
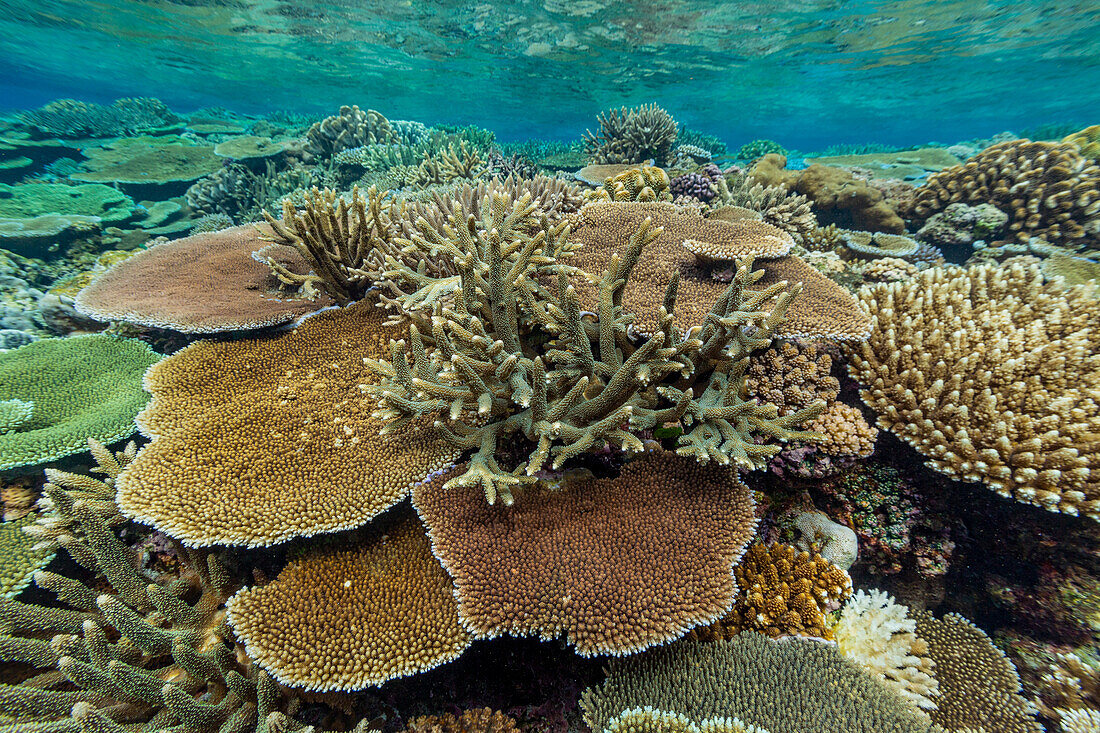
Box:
xmin=74 ymin=223 xmax=333 ymax=332
xmin=712 ymin=174 xmax=817 ymax=243
xmin=580 ymin=634 xmax=933 ymax=733
xmin=0 ymin=335 xmax=161 ymax=471
xmin=908 ymin=140 xmax=1100 ymax=251
xmin=0 ymin=182 xmax=136 ymax=224
xmin=848 ymin=260 xmax=1100 ymax=520
xmin=227 ymin=509 xmax=471 ymax=691
xmin=115 ymin=300 xmax=460 ymax=547
xmin=412 ymin=451 xmax=757 ymax=657
xmin=914 ymin=612 xmax=1043 ymax=733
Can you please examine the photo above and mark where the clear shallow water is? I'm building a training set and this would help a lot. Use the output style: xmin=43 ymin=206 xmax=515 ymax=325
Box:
xmin=1 ymin=0 xmax=1098 ymax=148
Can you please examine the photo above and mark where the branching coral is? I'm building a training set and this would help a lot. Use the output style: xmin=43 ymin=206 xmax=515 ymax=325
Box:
xmin=848 ymin=260 xmax=1100 ymax=520
xmin=583 ymin=104 xmax=679 ymax=166
xmin=0 ymin=513 xmax=54 ymax=598
xmin=604 ymin=708 xmax=767 ymax=733
xmin=412 ymin=451 xmax=757 ymax=656
xmin=832 ymin=590 xmax=938 ymax=713
xmin=304 ymin=105 xmax=396 ymax=160
xmin=588 ymin=165 xmax=673 ymax=203
xmin=713 ymin=175 xmax=817 ymax=243
xmin=692 ymin=542 xmax=851 ymax=641
xmin=365 ymin=193 xmax=821 ymax=504
xmin=405 ymin=708 xmax=520 ymax=733
xmin=909 ymin=140 xmax=1100 ymax=250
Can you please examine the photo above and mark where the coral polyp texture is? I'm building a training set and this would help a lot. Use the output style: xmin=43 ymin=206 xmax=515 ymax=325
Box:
xmin=580 ymin=633 xmax=934 ymax=733
xmin=693 ymin=542 xmax=852 ymax=641
xmin=908 ymin=139 xmax=1100 ymax=250
xmin=589 ymin=164 xmax=673 ymax=202
xmin=405 ymin=708 xmax=520 ymax=733
xmin=74 ymin=223 xmax=333 ymax=333
xmin=914 ymin=612 xmax=1043 ymax=733
xmin=566 ymin=201 xmax=870 ymax=341
xmin=227 ymin=510 xmax=471 ymax=691
xmin=0 ymin=335 xmax=161 ymax=471
xmin=412 ymin=451 xmax=757 ymax=657
xmin=848 ymin=260 xmax=1100 ymax=520
xmin=0 ymin=513 xmax=55 ymax=598
xmin=583 ymin=104 xmax=679 ymax=166
xmin=304 ymin=105 xmax=396 ymax=160
xmin=605 ymin=708 xmax=768 ymax=733
xmin=115 ymin=300 xmax=460 ymax=547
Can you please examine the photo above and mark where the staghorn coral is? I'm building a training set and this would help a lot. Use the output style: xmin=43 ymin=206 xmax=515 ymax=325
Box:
xmin=848 ymin=261 xmax=1100 ymax=520
xmin=831 ymin=589 xmax=938 ymax=712
xmin=580 ymin=633 xmax=934 ymax=733
xmin=909 ymin=140 xmax=1100 ymax=250
xmin=366 ymin=193 xmax=821 ymax=504
xmin=566 ymin=201 xmax=869 ymax=341
xmin=0 ymin=336 xmax=160 ymax=471
xmin=588 ymin=165 xmax=673 ymax=203
xmin=1032 ymin=652 xmax=1100 ymax=725
xmin=304 ymin=105 xmax=395 ymax=160
xmin=75 ymin=223 xmax=333 ymax=332
xmin=604 ymin=708 xmax=767 ymax=733
xmin=0 ymin=513 xmax=54 ymax=598
xmin=412 ymin=451 xmax=757 ymax=657
xmin=693 ymin=542 xmax=851 ymax=641
xmin=914 ymin=612 xmax=1043 ymax=733
xmin=115 ymin=300 xmax=460 ymax=547
xmin=227 ymin=509 xmax=471 ymax=691
xmin=583 ymin=104 xmax=679 ymax=166
xmin=405 ymin=708 xmax=520 ymax=733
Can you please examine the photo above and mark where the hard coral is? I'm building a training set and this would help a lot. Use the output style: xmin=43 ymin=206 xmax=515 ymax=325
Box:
xmin=115 ymin=300 xmax=459 ymax=547
xmin=848 ymin=261 xmax=1100 ymax=520
xmin=581 ymin=634 xmax=933 ymax=733
xmin=583 ymin=104 xmax=679 ymax=166
xmin=909 ymin=140 xmax=1100 ymax=251
xmin=412 ymin=451 xmax=757 ymax=657
xmin=227 ymin=509 xmax=471 ymax=691
xmin=405 ymin=707 xmax=520 ymax=733
xmin=304 ymin=105 xmax=396 ymax=160
xmin=589 ymin=165 xmax=673 ymax=202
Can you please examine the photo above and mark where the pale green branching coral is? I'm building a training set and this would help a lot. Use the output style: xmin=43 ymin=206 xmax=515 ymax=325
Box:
xmin=0 ymin=513 xmax=55 ymax=598
xmin=365 ymin=190 xmax=823 ymax=504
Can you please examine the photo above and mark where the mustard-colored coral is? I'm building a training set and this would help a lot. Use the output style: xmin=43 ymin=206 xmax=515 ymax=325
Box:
xmin=412 ymin=451 xmax=757 ymax=657
xmin=588 ymin=165 xmax=673 ymax=203
xmin=848 ymin=261 xmax=1100 ymax=520
xmin=803 ymin=402 xmax=878 ymax=458
xmin=116 ymin=300 xmax=459 ymax=547
xmin=227 ymin=510 xmax=471 ymax=691
xmin=694 ymin=542 xmax=852 ymax=641
xmin=744 ymin=342 xmax=840 ymax=417
xmin=1063 ymin=125 xmax=1100 ymax=162
xmin=405 ymin=707 xmax=519 ymax=733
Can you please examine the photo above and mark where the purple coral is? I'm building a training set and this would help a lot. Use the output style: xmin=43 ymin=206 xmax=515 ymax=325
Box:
xmin=670 ymin=164 xmax=722 ymax=203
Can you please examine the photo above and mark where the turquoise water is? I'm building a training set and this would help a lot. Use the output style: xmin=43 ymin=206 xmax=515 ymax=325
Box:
xmin=2 ymin=0 xmax=1098 ymax=146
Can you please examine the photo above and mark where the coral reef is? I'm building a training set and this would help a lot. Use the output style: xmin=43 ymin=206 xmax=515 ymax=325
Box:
xmin=304 ymin=105 xmax=395 ymax=160
xmin=588 ymin=165 xmax=672 ymax=202
xmin=915 ymin=202 xmax=1009 ymax=253
xmin=74 ymin=223 xmax=333 ymax=332
xmin=842 ymin=230 xmax=920 ymax=259
xmin=736 ymin=140 xmax=786 ymax=162
xmin=19 ymin=97 xmax=182 ymax=139
xmin=603 ymin=708 xmax=765 ymax=733
xmin=848 ymin=261 xmax=1100 ymax=520
xmin=115 ymin=300 xmax=459 ymax=547
xmin=580 ymin=634 xmax=934 ymax=733
xmin=791 ymin=510 xmax=859 ymax=570
xmin=1063 ymin=125 xmax=1100 ymax=161
xmin=0 ymin=512 xmax=54 ymax=598
xmin=0 ymin=182 xmax=136 ymax=224
xmin=908 ymin=140 xmax=1100 ymax=251
xmin=0 ymin=335 xmax=160 ymax=471
xmin=712 ymin=174 xmax=817 ymax=243
xmin=832 ymin=590 xmax=938 ymax=712
xmin=744 ymin=341 xmax=839 ymax=416
xmin=914 ymin=612 xmax=1043 ymax=732
xmin=405 ymin=708 xmax=520 ymax=733
xmin=583 ymin=104 xmax=679 ymax=166
xmin=227 ymin=509 xmax=471 ymax=691
xmin=670 ymin=166 xmax=721 ymax=203
xmin=412 ymin=451 xmax=757 ymax=657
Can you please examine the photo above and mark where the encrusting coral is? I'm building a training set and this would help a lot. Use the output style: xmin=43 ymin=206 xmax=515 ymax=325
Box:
xmin=831 ymin=589 xmax=939 ymax=713
xmin=583 ymin=104 xmax=679 ymax=166
xmin=412 ymin=451 xmax=757 ymax=657
xmin=848 ymin=260 xmax=1100 ymax=520
xmin=908 ymin=139 xmax=1100 ymax=251
xmin=115 ymin=300 xmax=460 ymax=547
xmin=227 ymin=508 xmax=471 ymax=691
xmin=74 ymin=224 xmax=333 ymax=332
xmin=791 ymin=510 xmax=859 ymax=571
xmin=580 ymin=633 xmax=934 ymax=733
xmin=914 ymin=612 xmax=1043 ymax=733
xmin=691 ymin=542 xmax=851 ymax=641
xmin=365 ymin=193 xmax=823 ymax=504
xmin=0 ymin=335 xmax=161 ymax=471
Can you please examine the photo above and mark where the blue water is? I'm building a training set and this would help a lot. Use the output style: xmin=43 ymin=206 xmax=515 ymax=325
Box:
xmin=1 ymin=0 xmax=1098 ymax=149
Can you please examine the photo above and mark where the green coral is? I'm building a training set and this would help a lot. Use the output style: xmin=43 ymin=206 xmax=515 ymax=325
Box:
xmin=0 ymin=399 xmax=34 ymax=434
xmin=0 ymin=336 xmax=162 ymax=471
xmin=72 ymin=137 xmax=221 ymax=188
xmin=580 ymin=634 xmax=933 ymax=733
xmin=736 ymin=139 xmax=787 ymax=162
xmin=0 ymin=513 xmax=55 ymax=598
xmin=19 ymin=98 xmax=182 ymax=139
xmin=0 ymin=183 xmax=136 ymax=224
xmin=364 ymin=190 xmax=821 ymax=504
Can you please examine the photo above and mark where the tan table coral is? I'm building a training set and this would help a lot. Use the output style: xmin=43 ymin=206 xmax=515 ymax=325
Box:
xmin=412 ymin=451 xmax=757 ymax=657
xmin=848 ymin=260 xmax=1100 ymax=520
xmin=116 ymin=300 xmax=460 ymax=547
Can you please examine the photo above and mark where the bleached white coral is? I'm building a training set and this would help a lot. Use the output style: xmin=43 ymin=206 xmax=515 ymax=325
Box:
xmin=832 ymin=589 xmax=939 ymax=713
